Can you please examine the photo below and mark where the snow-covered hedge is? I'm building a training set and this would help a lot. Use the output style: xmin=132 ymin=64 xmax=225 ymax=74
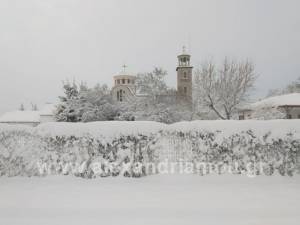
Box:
xmin=164 ymin=121 xmax=300 ymax=176
xmin=0 ymin=121 xmax=299 ymax=177
xmin=0 ymin=122 xmax=163 ymax=178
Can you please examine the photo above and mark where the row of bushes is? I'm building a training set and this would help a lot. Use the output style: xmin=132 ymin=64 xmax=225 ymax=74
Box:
xmin=163 ymin=130 xmax=300 ymax=176
xmin=0 ymin=124 xmax=299 ymax=177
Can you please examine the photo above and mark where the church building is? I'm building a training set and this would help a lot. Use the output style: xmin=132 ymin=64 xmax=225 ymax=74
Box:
xmin=111 ymin=71 xmax=137 ymax=102
xmin=111 ymin=47 xmax=193 ymax=106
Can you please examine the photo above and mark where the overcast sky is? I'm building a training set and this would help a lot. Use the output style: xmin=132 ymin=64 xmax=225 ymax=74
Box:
xmin=0 ymin=0 xmax=299 ymax=114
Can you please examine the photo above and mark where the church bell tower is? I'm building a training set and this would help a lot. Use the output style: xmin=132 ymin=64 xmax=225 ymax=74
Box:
xmin=176 ymin=46 xmax=193 ymax=103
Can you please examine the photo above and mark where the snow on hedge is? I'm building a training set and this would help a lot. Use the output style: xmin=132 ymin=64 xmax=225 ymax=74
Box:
xmin=166 ymin=120 xmax=300 ymax=139
xmin=35 ymin=121 xmax=166 ymax=141
xmin=0 ymin=120 xmax=299 ymax=178
xmin=2 ymin=120 xmax=298 ymax=140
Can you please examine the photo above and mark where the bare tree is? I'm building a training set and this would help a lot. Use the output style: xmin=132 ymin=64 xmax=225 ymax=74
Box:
xmin=194 ymin=58 xmax=257 ymax=120
xmin=19 ymin=103 xmax=25 ymax=111
xmin=135 ymin=67 xmax=168 ymax=100
xmin=31 ymin=103 xmax=38 ymax=111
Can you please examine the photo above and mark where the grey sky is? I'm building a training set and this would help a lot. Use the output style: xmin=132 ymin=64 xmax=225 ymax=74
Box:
xmin=0 ymin=0 xmax=299 ymax=114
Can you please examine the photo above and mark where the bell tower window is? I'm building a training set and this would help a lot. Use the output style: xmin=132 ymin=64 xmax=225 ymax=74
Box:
xmin=183 ymin=72 xmax=187 ymax=79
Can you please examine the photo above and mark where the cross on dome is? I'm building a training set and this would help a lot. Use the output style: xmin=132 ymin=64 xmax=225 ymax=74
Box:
xmin=122 ymin=64 xmax=127 ymax=73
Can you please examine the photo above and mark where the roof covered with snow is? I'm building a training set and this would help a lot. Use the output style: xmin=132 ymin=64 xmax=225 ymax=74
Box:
xmin=246 ymin=93 xmax=300 ymax=110
xmin=0 ymin=111 xmax=40 ymax=123
xmin=0 ymin=103 xmax=57 ymax=123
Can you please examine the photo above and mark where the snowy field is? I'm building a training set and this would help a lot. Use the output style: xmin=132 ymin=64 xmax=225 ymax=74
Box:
xmin=0 ymin=175 xmax=299 ymax=225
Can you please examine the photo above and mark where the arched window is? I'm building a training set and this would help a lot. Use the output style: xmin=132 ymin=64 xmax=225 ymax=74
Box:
xmin=184 ymin=87 xmax=187 ymax=94
xmin=183 ymin=72 xmax=187 ymax=79
xmin=117 ymin=89 xmax=125 ymax=102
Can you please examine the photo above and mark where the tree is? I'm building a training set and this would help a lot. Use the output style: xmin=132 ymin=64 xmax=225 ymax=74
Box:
xmin=19 ymin=104 xmax=25 ymax=111
xmin=55 ymin=81 xmax=119 ymax=122
xmin=267 ymin=77 xmax=300 ymax=97
xmin=116 ymin=67 xmax=196 ymax=123
xmin=136 ymin=67 xmax=168 ymax=100
xmin=55 ymin=81 xmax=81 ymax=122
xmin=286 ymin=77 xmax=300 ymax=93
xmin=194 ymin=58 xmax=257 ymax=120
xmin=31 ymin=103 xmax=38 ymax=111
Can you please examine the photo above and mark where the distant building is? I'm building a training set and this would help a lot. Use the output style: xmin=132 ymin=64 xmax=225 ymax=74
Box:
xmin=0 ymin=111 xmax=40 ymax=127
xmin=111 ymin=68 xmax=137 ymax=102
xmin=0 ymin=103 xmax=56 ymax=127
xmin=239 ymin=93 xmax=300 ymax=120
xmin=111 ymin=47 xmax=193 ymax=106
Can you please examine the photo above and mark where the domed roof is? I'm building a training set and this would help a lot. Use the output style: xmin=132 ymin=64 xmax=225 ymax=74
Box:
xmin=113 ymin=64 xmax=136 ymax=79
xmin=120 ymin=64 xmax=135 ymax=75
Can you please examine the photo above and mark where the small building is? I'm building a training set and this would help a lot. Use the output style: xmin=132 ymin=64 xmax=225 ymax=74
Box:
xmin=0 ymin=111 xmax=40 ymax=127
xmin=0 ymin=103 xmax=56 ymax=127
xmin=239 ymin=93 xmax=300 ymax=120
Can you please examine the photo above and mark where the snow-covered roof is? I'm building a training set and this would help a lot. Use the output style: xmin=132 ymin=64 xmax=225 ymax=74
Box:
xmin=247 ymin=93 xmax=300 ymax=110
xmin=0 ymin=103 xmax=57 ymax=123
xmin=0 ymin=111 xmax=40 ymax=123
xmin=39 ymin=103 xmax=57 ymax=116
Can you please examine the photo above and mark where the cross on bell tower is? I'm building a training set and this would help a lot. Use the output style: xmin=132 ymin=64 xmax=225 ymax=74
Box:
xmin=176 ymin=46 xmax=193 ymax=104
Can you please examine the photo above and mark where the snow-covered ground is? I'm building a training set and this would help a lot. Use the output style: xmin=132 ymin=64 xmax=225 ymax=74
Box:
xmin=0 ymin=175 xmax=299 ymax=225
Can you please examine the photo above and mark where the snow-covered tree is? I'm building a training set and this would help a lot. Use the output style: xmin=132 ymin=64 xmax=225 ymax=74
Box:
xmin=136 ymin=67 xmax=168 ymax=100
xmin=19 ymin=104 xmax=25 ymax=111
xmin=55 ymin=81 xmax=81 ymax=122
xmin=194 ymin=58 xmax=257 ymax=120
xmin=267 ymin=77 xmax=300 ymax=97
xmin=55 ymin=81 xmax=118 ymax=122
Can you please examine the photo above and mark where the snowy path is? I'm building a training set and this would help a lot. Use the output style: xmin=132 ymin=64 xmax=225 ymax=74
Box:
xmin=0 ymin=175 xmax=299 ymax=225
